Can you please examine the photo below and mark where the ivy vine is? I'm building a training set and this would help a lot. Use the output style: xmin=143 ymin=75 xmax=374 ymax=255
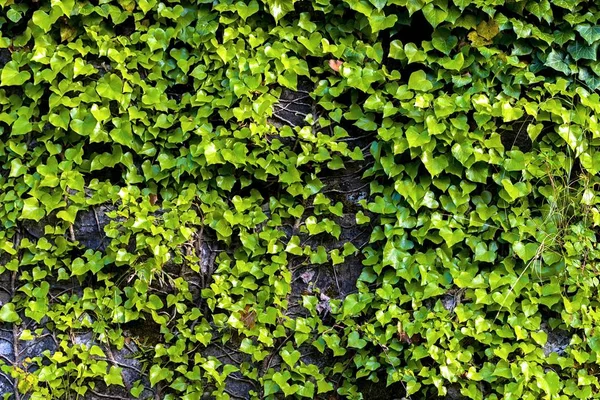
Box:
xmin=1 ymin=0 xmax=600 ymax=399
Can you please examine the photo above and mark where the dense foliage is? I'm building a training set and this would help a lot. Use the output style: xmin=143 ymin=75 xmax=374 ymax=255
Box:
xmin=2 ymin=0 xmax=600 ymax=399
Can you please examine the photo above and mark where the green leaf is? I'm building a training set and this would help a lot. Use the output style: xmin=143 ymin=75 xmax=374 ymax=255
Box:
xmin=9 ymin=159 xmax=27 ymax=177
xmin=342 ymin=294 xmax=368 ymax=318
xmin=90 ymin=104 xmax=111 ymax=122
xmin=356 ymin=211 xmax=371 ymax=225
xmin=364 ymin=93 xmax=385 ymax=111
xmin=347 ymin=331 xmax=367 ymax=349
xmin=104 ymin=366 xmax=125 ymax=387
xmin=434 ymin=96 xmax=457 ymax=118
xmin=147 ymin=294 xmax=164 ymax=310
xmin=513 ymin=241 xmax=539 ymax=262
xmin=553 ymin=29 xmax=575 ymax=46
xmin=298 ymin=12 xmax=317 ymax=32
xmin=537 ymin=370 xmax=561 ymax=396
xmin=296 ymin=381 xmax=315 ymax=398
xmin=71 ymin=258 xmax=89 ymax=276
xmin=389 ymin=40 xmax=406 ymax=60
xmin=280 ymin=344 xmax=301 ymax=366
xmin=273 ymin=370 xmax=296 ymax=397
xmin=20 ymin=198 xmax=46 ymax=222
xmin=57 ymin=206 xmax=78 ymax=224
xmin=278 ymin=70 xmax=297 ymax=90
xmin=49 ymin=108 xmax=71 ymax=130
xmin=96 ymin=74 xmax=124 ymax=101
xmin=0 ymin=303 xmax=20 ymax=323
xmin=89 ymin=345 xmax=106 ymax=357
xmin=567 ymin=41 xmax=598 ymax=61
xmin=369 ymin=0 xmax=386 ymax=11
xmin=12 ymin=115 xmax=32 ymax=136
xmin=264 ymin=379 xmax=280 ymax=396
xmin=544 ymin=50 xmax=571 ymax=75
xmin=557 ymin=124 xmax=585 ymax=155
xmin=408 ymin=70 xmax=433 ymax=91
xmin=581 ymin=151 xmax=600 ymax=174
xmin=266 ymin=0 xmax=296 ymax=23
xmin=369 ymin=11 xmax=398 ymax=33
xmin=1 ymin=61 xmax=31 ymax=86
xmin=439 ymin=52 xmax=464 ymax=71
xmin=214 ymin=219 xmax=232 ymax=238
xmin=355 ymin=116 xmax=378 ymax=131
xmin=500 ymin=102 xmax=523 ymax=122
xmin=236 ymin=0 xmax=259 ymax=20
xmin=575 ymin=24 xmax=600 ymax=45
xmin=285 ymin=236 xmax=303 ymax=255
xmin=317 ymin=379 xmax=334 ymax=394
xmin=53 ymin=0 xmax=75 ymax=16
xmin=7 ymin=9 xmax=22 ymax=22
xmin=501 ymin=179 xmax=530 ymax=201
xmin=474 ymin=242 xmax=496 ymax=263
xmin=310 ymin=246 xmax=328 ymax=264
xmin=512 ymin=19 xmax=532 ymax=39
xmin=138 ymin=0 xmax=157 ymax=13
xmin=421 ymin=152 xmax=448 ymax=177
xmin=432 ymin=28 xmax=457 ymax=55
xmin=280 ymin=165 xmax=302 ymax=184
xmin=526 ymin=0 xmax=553 ymax=23
xmin=405 ymin=42 xmax=427 ymax=63
xmin=531 ymin=331 xmax=548 ymax=345
xmin=32 ymin=10 xmax=54 ymax=33
xmin=406 ymin=126 xmax=431 ymax=148
xmin=439 ymin=227 xmax=466 ymax=247
xmin=73 ymin=58 xmax=97 ymax=77
xmin=422 ymin=4 xmax=448 ymax=28
xmin=149 ymin=365 xmax=173 ymax=387
xmin=147 ymin=28 xmax=169 ymax=52
xmin=578 ymin=67 xmax=600 ymax=90
xmin=406 ymin=380 xmax=421 ymax=396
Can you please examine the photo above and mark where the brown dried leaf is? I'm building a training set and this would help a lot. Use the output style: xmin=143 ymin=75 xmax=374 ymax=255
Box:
xmin=329 ymin=59 xmax=343 ymax=72
xmin=240 ymin=305 xmax=256 ymax=329
xmin=477 ymin=19 xmax=499 ymax=41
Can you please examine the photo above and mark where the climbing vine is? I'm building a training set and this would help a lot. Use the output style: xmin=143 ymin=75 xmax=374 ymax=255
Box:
xmin=1 ymin=0 xmax=600 ymax=399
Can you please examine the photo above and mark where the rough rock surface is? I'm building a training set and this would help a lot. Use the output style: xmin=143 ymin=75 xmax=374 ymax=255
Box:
xmin=20 ymin=202 xmax=115 ymax=251
xmin=542 ymin=322 xmax=571 ymax=357
xmin=73 ymin=204 xmax=116 ymax=251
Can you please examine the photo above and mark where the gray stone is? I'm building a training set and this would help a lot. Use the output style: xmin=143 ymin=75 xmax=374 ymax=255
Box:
xmin=0 ymin=324 xmax=60 ymax=398
xmin=542 ymin=322 xmax=570 ymax=357
xmin=19 ymin=202 xmax=115 ymax=252
xmin=72 ymin=203 xmax=116 ymax=251
xmin=445 ymin=384 xmax=467 ymax=400
xmin=0 ymin=339 xmax=11 ymax=359
xmin=269 ymin=81 xmax=313 ymax=129
xmin=18 ymin=331 xmax=58 ymax=361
